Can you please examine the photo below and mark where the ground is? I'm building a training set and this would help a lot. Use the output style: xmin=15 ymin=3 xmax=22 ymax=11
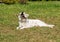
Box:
xmin=0 ymin=1 xmax=60 ymax=42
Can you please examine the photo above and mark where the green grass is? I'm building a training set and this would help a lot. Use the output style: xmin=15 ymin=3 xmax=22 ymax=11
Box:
xmin=0 ymin=1 xmax=60 ymax=42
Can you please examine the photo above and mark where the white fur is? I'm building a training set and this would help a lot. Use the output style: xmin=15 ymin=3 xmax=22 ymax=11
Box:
xmin=17 ymin=19 xmax=54 ymax=29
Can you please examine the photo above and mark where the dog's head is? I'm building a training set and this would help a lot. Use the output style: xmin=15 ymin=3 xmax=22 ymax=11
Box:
xmin=19 ymin=12 xmax=29 ymax=18
xmin=17 ymin=12 xmax=29 ymax=21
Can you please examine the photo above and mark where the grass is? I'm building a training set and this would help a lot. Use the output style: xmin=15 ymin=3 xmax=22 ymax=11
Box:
xmin=0 ymin=1 xmax=60 ymax=42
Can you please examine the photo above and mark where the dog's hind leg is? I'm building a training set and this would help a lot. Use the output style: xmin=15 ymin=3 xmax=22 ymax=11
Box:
xmin=46 ymin=25 xmax=55 ymax=28
xmin=39 ymin=24 xmax=55 ymax=28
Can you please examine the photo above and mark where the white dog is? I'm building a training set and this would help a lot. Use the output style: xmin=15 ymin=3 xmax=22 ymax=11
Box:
xmin=17 ymin=12 xmax=54 ymax=29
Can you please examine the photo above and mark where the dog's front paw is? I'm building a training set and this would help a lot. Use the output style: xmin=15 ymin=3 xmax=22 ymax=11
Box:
xmin=17 ymin=27 xmax=19 ymax=30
